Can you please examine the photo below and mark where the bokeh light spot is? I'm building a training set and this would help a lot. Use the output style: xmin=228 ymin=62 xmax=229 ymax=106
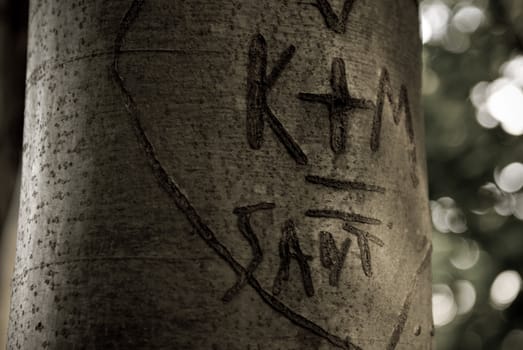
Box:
xmin=486 ymin=79 xmax=523 ymax=135
xmin=476 ymin=106 xmax=499 ymax=129
xmin=433 ymin=284 xmax=457 ymax=327
xmin=442 ymin=27 xmax=470 ymax=53
xmin=454 ymin=280 xmax=476 ymax=315
xmin=431 ymin=197 xmax=467 ymax=233
xmin=496 ymin=162 xmax=523 ymax=193
xmin=490 ymin=270 xmax=522 ymax=310
xmin=501 ymin=56 xmax=523 ymax=87
xmin=470 ymin=81 xmax=489 ymax=108
xmin=452 ymin=6 xmax=484 ymax=33
xmin=420 ymin=1 xmax=451 ymax=43
xmin=450 ymin=239 xmax=480 ymax=270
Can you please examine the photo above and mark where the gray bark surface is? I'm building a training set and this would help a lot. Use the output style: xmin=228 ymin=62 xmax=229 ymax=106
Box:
xmin=8 ymin=0 xmax=432 ymax=349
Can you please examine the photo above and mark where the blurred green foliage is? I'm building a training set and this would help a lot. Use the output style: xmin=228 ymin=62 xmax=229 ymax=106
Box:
xmin=422 ymin=0 xmax=523 ymax=348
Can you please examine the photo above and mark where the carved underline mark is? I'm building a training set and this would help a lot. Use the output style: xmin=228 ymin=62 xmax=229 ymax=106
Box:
xmin=247 ymin=34 xmax=308 ymax=165
xmin=310 ymin=0 xmax=357 ymax=34
xmin=299 ymin=58 xmax=374 ymax=154
xmin=305 ymin=209 xmax=381 ymax=226
xmin=320 ymin=231 xmax=351 ymax=287
xmin=386 ymin=242 xmax=432 ymax=350
xmin=273 ymin=219 xmax=315 ymax=297
xmin=306 ymin=175 xmax=386 ymax=194
xmin=112 ymin=1 xmax=358 ymax=349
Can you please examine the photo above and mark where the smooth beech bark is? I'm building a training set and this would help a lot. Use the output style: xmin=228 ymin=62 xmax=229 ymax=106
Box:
xmin=8 ymin=1 xmax=432 ymax=349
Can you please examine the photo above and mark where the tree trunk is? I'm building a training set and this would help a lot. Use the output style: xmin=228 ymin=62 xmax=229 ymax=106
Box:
xmin=8 ymin=1 xmax=432 ymax=349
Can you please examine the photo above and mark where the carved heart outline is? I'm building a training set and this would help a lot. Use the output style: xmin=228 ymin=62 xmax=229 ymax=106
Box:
xmin=110 ymin=1 xmax=430 ymax=349
xmin=111 ymin=1 xmax=359 ymax=349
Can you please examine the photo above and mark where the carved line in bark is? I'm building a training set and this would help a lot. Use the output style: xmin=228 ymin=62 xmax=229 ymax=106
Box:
xmin=311 ymin=0 xmax=357 ymax=34
xmin=298 ymin=60 xmax=419 ymax=188
xmin=319 ymin=231 xmax=351 ymax=287
xmin=304 ymin=209 xmax=383 ymax=278
xmin=26 ymin=49 xmax=221 ymax=89
xmin=371 ymin=68 xmax=419 ymax=187
xmin=246 ymin=34 xmax=308 ymax=165
xmin=305 ymin=175 xmax=386 ymax=194
xmin=342 ymin=223 xmax=376 ymax=277
xmin=371 ymin=68 xmax=414 ymax=151
xmin=222 ymin=203 xmax=275 ymax=302
xmin=111 ymin=1 xmax=360 ymax=349
xmin=272 ymin=219 xmax=315 ymax=297
xmin=11 ymin=256 xmax=222 ymax=283
xmin=305 ymin=209 xmax=382 ymax=226
xmin=308 ymin=0 xmax=419 ymax=33
xmin=299 ymin=57 xmax=374 ymax=154
xmin=386 ymin=242 xmax=432 ymax=350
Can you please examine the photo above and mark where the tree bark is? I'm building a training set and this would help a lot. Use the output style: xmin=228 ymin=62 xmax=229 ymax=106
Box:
xmin=8 ymin=1 xmax=432 ymax=349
